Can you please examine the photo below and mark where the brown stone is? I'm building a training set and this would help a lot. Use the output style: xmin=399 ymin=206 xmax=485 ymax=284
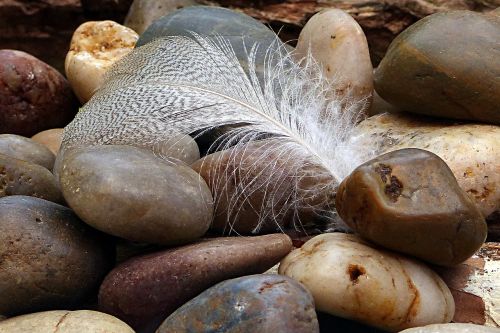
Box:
xmin=374 ymin=11 xmax=500 ymax=124
xmin=0 ymin=196 xmax=114 ymax=316
xmin=0 ymin=50 xmax=78 ymax=136
xmin=98 ymin=234 xmax=292 ymax=331
xmin=191 ymin=139 xmax=337 ymax=235
xmin=0 ymin=154 xmax=63 ymax=203
xmin=336 ymin=148 xmax=487 ymax=266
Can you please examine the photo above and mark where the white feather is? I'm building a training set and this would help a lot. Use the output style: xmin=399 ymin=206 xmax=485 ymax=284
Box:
xmin=61 ymin=34 xmax=374 ymax=233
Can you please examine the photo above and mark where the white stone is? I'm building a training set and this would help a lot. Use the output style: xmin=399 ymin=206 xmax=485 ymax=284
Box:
xmin=65 ymin=21 xmax=138 ymax=103
xmin=400 ymin=323 xmax=500 ymax=333
xmin=279 ymin=233 xmax=454 ymax=332
xmin=0 ymin=310 xmax=135 ymax=333
xmin=295 ymin=9 xmax=373 ymax=112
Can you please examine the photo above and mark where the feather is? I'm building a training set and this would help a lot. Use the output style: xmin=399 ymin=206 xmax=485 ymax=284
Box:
xmin=61 ymin=34 xmax=374 ymax=233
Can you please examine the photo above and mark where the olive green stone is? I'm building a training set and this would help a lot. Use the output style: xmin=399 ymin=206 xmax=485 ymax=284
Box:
xmin=0 ymin=154 xmax=63 ymax=203
xmin=0 ymin=134 xmax=55 ymax=170
xmin=335 ymin=148 xmax=487 ymax=266
xmin=60 ymin=145 xmax=213 ymax=245
xmin=375 ymin=11 xmax=500 ymax=124
xmin=0 ymin=196 xmax=113 ymax=316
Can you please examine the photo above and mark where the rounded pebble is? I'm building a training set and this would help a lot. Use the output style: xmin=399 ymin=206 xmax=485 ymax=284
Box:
xmin=399 ymin=323 xmax=500 ymax=333
xmin=0 ymin=196 xmax=114 ymax=316
xmin=60 ymin=145 xmax=213 ymax=245
xmin=31 ymin=128 xmax=63 ymax=155
xmin=0 ymin=50 xmax=77 ymax=136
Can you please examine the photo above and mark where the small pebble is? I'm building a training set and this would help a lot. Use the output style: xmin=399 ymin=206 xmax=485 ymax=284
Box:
xmin=0 ymin=134 xmax=55 ymax=170
xmin=31 ymin=128 xmax=63 ymax=155
xmin=399 ymin=323 xmax=500 ymax=333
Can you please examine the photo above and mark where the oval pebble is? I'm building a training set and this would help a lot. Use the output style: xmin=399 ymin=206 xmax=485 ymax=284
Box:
xmin=0 ymin=154 xmax=63 ymax=203
xmin=99 ymin=234 xmax=292 ymax=331
xmin=0 ymin=310 xmax=134 ymax=333
xmin=279 ymin=233 xmax=455 ymax=332
xmin=31 ymin=128 xmax=63 ymax=155
xmin=336 ymin=148 xmax=487 ymax=266
xmin=0 ymin=134 xmax=55 ymax=170
xmin=0 ymin=196 xmax=113 ymax=316
xmin=296 ymin=9 xmax=373 ymax=113
xmin=60 ymin=145 xmax=213 ymax=245
xmin=374 ymin=11 xmax=500 ymax=124
xmin=157 ymin=274 xmax=319 ymax=333
xmin=0 ymin=50 xmax=77 ymax=137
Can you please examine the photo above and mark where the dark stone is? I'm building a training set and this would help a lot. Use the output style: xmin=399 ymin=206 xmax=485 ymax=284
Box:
xmin=336 ymin=148 xmax=487 ymax=266
xmin=98 ymin=234 xmax=292 ymax=332
xmin=156 ymin=274 xmax=319 ymax=333
xmin=0 ymin=154 xmax=63 ymax=203
xmin=0 ymin=50 xmax=78 ymax=136
xmin=375 ymin=11 xmax=500 ymax=124
xmin=0 ymin=196 xmax=114 ymax=316
xmin=60 ymin=145 xmax=213 ymax=245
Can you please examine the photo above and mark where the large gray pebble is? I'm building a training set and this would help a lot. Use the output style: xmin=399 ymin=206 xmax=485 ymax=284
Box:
xmin=0 ymin=154 xmax=63 ymax=203
xmin=60 ymin=145 xmax=213 ymax=245
xmin=0 ymin=134 xmax=55 ymax=170
xmin=0 ymin=196 xmax=114 ymax=316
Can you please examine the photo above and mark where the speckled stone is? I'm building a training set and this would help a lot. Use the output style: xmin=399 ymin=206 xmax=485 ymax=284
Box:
xmin=336 ymin=148 xmax=487 ymax=266
xmin=156 ymin=274 xmax=319 ymax=333
xmin=99 ymin=234 xmax=292 ymax=332
xmin=0 ymin=134 xmax=55 ymax=170
xmin=0 ymin=196 xmax=114 ymax=316
xmin=0 ymin=154 xmax=63 ymax=203
xmin=0 ymin=50 xmax=77 ymax=137
xmin=375 ymin=11 xmax=500 ymax=124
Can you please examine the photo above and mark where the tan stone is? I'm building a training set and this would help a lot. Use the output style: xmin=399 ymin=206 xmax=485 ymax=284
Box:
xmin=31 ymin=128 xmax=63 ymax=155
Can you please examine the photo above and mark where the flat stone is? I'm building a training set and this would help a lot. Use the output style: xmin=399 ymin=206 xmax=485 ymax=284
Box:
xmin=0 ymin=134 xmax=55 ymax=170
xmin=0 ymin=154 xmax=63 ymax=203
xmin=98 ymin=234 xmax=292 ymax=331
xmin=348 ymin=113 xmax=500 ymax=223
xmin=0 ymin=196 xmax=114 ymax=316
xmin=60 ymin=145 xmax=212 ymax=245
xmin=0 ymin=310 xmax=134 ymax=333
xmin=375 ymin=11 xmax=500 ymax=124
xmin=0 ymin=50 xmax=77 ymax=136
xmin=157 ymin=274 xmax=319 ymax=333
xmin=31 ymin=129 xmax=63 ymax=155
xmin=279 ymin=233 xmax=455 ymax=332
xmin=336 ymin=148 xmax=487 ymax=266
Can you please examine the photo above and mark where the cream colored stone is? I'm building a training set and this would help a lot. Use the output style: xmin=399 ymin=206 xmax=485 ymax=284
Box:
xmin=65 ymin=20 xmax=138 ymax=103
xmin=31 ymin=128 xmax=63 ymax=155
xmin=400 ymin=323 xmax=500 ymax=333
xmin=349 ymin=112 xmax=500 ymax=220
xmin=0 ymin=310 xmax=135 ymax=333
xmin=295 ymin=9 xmax=373 ymax=112
xmin=279 ymin=233 xmax=454 ymax=332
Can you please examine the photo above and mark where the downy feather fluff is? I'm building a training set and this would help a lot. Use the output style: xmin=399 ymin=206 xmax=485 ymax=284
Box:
xmin=61 ymin=34 xmax=374 ymax=233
